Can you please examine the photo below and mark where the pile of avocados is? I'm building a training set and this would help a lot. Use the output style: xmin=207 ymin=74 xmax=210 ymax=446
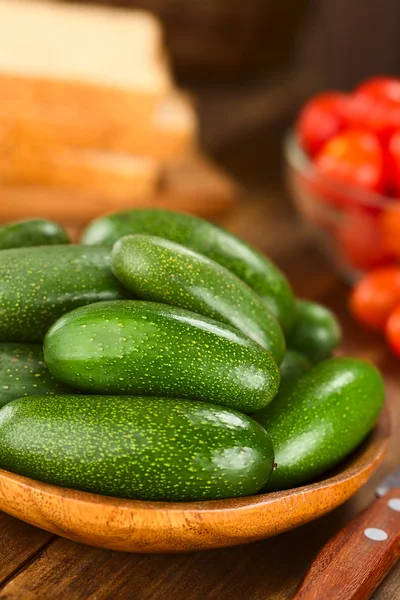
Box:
xmin=0 ymin=210 xmax=384 ymax=502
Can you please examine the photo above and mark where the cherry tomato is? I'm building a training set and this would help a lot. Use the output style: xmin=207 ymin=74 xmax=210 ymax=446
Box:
xmin=356 ymin=77 xmax=400 ymax=103
xmin=346 ymin=90 xmax=400 ymax=141
xmin=385 ymin=304 xmax=400 ymax=356
xmin=350 ymin=266 xmax=400 ymax=330
xmin=314 ymin=129 xmax=384 ymax=192
xmin=297 ymin=93 xmax=349 ymax=156
xmin=381 ymin=143 xmax=397 ymax=197
xmin=336 ymin=208 xmax=392 ymax=271
xmin=379 ymin=202 xmax=400 ymax=256
xmin=387 ymin=130 xmax=400 ymax=195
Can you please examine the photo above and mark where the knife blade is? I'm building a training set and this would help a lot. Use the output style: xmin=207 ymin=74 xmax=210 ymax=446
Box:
xmin=375 ymin=466 xmax=400 ymax=498
xmin=292 ymin=466 xmax=400 ymax=600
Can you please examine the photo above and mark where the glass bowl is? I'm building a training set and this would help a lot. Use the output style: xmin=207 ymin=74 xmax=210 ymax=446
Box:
xmin=284 ymin=131 xmax=400 ymax=282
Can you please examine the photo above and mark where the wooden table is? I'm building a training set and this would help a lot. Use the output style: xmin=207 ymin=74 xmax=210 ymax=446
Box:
xmin=0 ymin=131 xmax=398 ymax=599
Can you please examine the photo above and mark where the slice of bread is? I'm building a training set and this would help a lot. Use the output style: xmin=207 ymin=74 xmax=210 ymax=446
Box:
xmin=0 ymin=92 xmax=197 ymax=160
xmin=0 ymin=0 xmax=170 ymax=92
xmin=0 ymin=186 xmax=156 ymax=225
xmin=0 ymin=125 xmax=161 ymax=199
xmin=0 ymin=155 xmax=239 ymax=226
xmin=0 ymin=0 xmax=172 ymax=125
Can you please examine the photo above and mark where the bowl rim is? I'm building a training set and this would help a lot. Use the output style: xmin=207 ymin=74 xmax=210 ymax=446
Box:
xmin=0 ymin=404 xmax=390 ymax=513
xmin=284 ymin=130 xmax=396 ymax=210
xmin=0 ymin=406 xmax=390 ymax=552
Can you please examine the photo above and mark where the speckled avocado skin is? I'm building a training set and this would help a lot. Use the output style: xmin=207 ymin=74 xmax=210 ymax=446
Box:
xmin=111 ymin=234 xmax=285 ymax=364
xmin=0 ymin=219 xmax=69 ymax=250
xmin=253 ymin=357 xmax=385 ymax=491
xmin=0 ymin=394 xmax=275 ymax=501
xmin=286 ymin=300 xmax=342 ymax=363
xmin=0 ymin=343 xmax=68 ymax=407
xmin=0 ymin=245 xmax=130 ymax=343
xmin=81 ymin=208 xmax=295 ymax=330
xmin=44 ymin=300 xmax=280 ymax=412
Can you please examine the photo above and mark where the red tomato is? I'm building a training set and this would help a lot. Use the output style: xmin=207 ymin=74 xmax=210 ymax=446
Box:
xmin=387 ymin=130 xmax=400 ymax=195
xmin=350 ymin=266 xmax=400 ymax=330
xmin=314 ymin=129 xmax=384 ymax=192
xmin=346 ymin=89 xmax=400 ymax=141
xmin=357 ymin=77 xmax=400 ymax=103
xmin=336 ymin=208 xmax=392 ymax=271
xmin=296 ymin=93 xmax=349 ymax=156
xmin=379 ymin=202 xmax=400 ymax=256
xmin=386 ymin=304 xmax=400 ymax=356
xmin=381 ymin=143 xmax=397 ymax=197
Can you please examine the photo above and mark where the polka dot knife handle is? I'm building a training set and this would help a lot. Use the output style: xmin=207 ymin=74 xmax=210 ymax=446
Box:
xmin=292 ymin=488 xmax=400 ymax=600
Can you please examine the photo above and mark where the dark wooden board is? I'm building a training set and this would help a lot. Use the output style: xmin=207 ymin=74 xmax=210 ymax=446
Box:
xmin=0 ymin=514 xmax=53 ymax=587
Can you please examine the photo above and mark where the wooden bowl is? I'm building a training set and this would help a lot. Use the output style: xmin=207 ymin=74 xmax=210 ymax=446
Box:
xmin=0 ymin=408 xmax=390 ymax=554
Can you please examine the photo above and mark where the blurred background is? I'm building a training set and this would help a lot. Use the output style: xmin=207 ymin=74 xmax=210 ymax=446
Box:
xmin=66 ymin=0 xmax=400 ymax=149
xmin=1 ymin=0 xmax=400 ymax=240
xmin=76 ymin=0 xmax=400 ymax=148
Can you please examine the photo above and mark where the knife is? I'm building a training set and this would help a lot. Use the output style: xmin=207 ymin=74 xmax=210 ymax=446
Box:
xmin=292 ymin=467 xmax=400 ymax=600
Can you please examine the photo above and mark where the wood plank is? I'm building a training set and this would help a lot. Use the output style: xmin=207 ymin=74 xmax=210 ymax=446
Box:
xmin=371 ymin=563 xmax=400 ymax=600
xmin=0 ymin=512 xmax=54 ymax=586
xmin=0 ymin=504 xmax=375 ymax=600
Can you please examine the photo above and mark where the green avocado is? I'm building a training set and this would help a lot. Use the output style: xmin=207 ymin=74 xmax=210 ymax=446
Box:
xmin=0 ymin=343 xmax=68 ymax=407
xmin=0 ymin=219 xmax=69 ymax=250
xmin=81 ymin=208 xmax=295 ymax=330
xmin=278 ymin=350 xmax=311 ymax=388
xmin=0 ymin=394 xmax=275 ymax=501
xmin=286 ymin=300 xmax=342 ymax=363
xmin=253 ymin=357 xmax=384 ymax=491
xmin=111 ymin=234 xmax=285 ymax=364
xmin=0 ymin=245 xmax=130 ymax=343
xmin=44 ymin=300 xmax=280 ymax=413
